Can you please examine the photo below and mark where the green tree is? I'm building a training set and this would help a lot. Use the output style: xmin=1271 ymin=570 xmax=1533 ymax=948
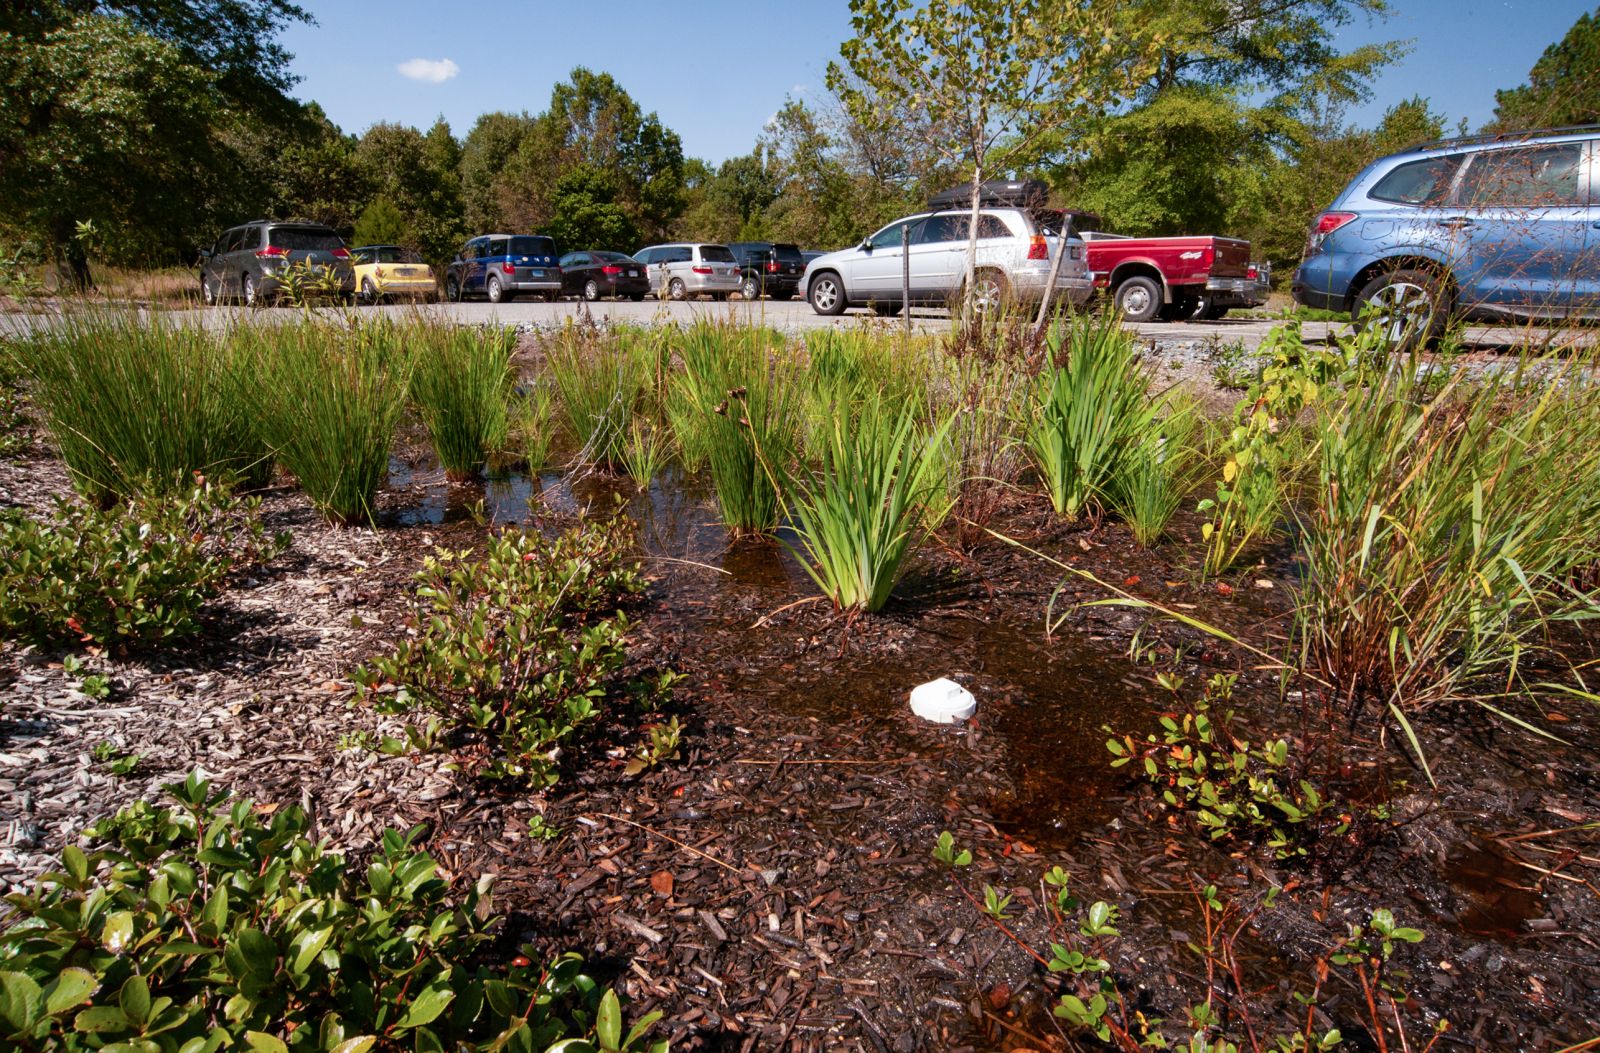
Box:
xmin=352 ymin=197 xmax=410 ymax=248
xmin=355 ymin=120 xmax=464 ymax=261
xmin=0 ymin=1 xmax=311 ymax=288
xmin=460 ymin=111 xmax=536 ymax=233
xmin=831 ymin=0 xmax=1159 ymax=305
xmin=543 ymin=166 xmax=638 ymax=251
xmin=1491 ymin=8 xmax=1600 ymax=130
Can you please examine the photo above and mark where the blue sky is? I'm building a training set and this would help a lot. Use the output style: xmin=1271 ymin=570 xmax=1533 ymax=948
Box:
xmin=281 ymin=1 xmax=1593 ymax=163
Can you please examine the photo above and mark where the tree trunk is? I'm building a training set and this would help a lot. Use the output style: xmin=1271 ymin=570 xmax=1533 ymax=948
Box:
xmin=963 ymin=161 xmax=982 ymax=314
xmin=50 ymin=217 xmax=92 ymax=294
xmin=1034 ymin=212 xmax=1071 ymax=333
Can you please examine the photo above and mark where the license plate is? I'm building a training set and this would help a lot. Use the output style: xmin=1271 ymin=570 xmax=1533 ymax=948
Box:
xmin=396 ymin=267 xmax=416 ymax=276
xmin=629 ymin=270 xmax=639 ymax=277
xmin=528 ymin=269 xmax=546 ymax=278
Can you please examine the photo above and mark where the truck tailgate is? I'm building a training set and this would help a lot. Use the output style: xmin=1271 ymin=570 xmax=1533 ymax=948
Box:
xmin=1211 ymin=237 xmax=1251 ymax=278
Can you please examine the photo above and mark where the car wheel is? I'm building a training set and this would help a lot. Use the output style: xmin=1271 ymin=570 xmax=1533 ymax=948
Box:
xmin=360 ymin=278 xmax=378 ymax=305
xmin=808 ymin=272 xmax=846 ymax=316
xmin=446 ymin=276 xmax=462 ymax=302
xmin=487 ymin=276 xmax=506 ymax=304
xmin=201 ymin=276 xmax=217 ymax=306
xmin=583 ymin=279 xmax=601 ymax=301
xmin=741 ymin=276 xmax=759 ymax=300
xmin=1113 ymin=275 xmax=1162 ymax=323
xmin=967 ymin=271 xmax=1010 ymax=315
xmin=668 ymin=278 xmax=688 ymax=301
xmin=1353 ymin=267 xmax=1449 ymax=351
xmin=242 ymin=272 xmax=258 ymax=308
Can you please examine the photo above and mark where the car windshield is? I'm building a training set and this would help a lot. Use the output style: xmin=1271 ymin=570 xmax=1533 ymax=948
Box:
xmin=269 ymin=227 xmax=343 ymax=251
xmin=509 ymin=236 xmax=555 ymax=257
xmin=699 ymin=246 xmax=736 ymax=263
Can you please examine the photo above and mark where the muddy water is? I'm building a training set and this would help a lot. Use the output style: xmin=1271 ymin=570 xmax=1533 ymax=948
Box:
xmin=381 ymin=454 xmax=1146 ymax=851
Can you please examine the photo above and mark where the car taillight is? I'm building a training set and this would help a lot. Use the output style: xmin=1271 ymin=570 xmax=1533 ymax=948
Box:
xmin=766 ymin=261 xmax=779 ymax=273
xmin=692 ymin=265 xmax=713 ymax=274
xmin=331 ymin=247 xmax=351 ymax=260
xmin=601 ymin=265 xmax=623 ymax=275
xmin=501 ymin=262 xmax=514 ymax=274
xmin=1246 ymin=265 xmax=1258 ymax=280
xmin=1315 ymin=211 xmax=1358 ymax=235
xmin=255 ymin=245 xmax=287 ymax=259
xmin=1027 ymin=235 xmax=1048 ymax=261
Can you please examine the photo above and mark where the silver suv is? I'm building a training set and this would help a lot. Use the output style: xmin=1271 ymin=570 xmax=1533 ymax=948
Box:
xmin=633 ymin=243 xmax=741 ymax=300
xmin=800 ymin=208 xmax=1094 ymax=316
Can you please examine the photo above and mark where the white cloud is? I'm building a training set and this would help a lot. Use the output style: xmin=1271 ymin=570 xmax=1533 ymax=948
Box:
xmin=397 ymin=58 xmax=460 ymax=84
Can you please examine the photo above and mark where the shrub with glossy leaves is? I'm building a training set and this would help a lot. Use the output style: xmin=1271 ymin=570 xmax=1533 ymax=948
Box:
xmin=0 ymin=480 xmax=289 ymax=652
xmin=0 ymin=773 xmax=666 ymax=1053
xmin=357 ymin=518 xmax=666 ymax=786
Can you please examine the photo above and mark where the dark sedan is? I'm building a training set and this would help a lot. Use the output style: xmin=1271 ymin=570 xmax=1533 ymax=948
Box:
xmin=558 ymin=250 xmax=650 ymax=301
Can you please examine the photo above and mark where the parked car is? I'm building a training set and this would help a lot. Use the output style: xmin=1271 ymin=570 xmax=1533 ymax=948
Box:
xmin=799 ymin=191 xmax=1094 ymax=316
xmin=727 ymin=241 xmax=806 ymax=300
xmin=632 ymin=243 xmax=741 ymax=300
xmin=444 ymin=234 xmax=561 ymax=303
xmin=351 ymin=245 xmax=436 ymax=303
xmin=559 ymin=250 xmax=650 ymax=301
xmin=1078 ymin=230 xmax=1259 ymax=322
xmin=1292 ymin=127 xmax=1600 ymax=342
xmin=199 ymin=220 xmax=354 ymax=306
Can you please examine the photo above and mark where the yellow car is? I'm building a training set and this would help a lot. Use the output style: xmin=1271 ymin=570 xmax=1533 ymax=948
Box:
xmin=352 ymin=245 xmax=438 ymax=303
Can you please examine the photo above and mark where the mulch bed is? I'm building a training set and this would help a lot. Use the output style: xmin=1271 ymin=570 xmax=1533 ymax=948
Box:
xmin=3 ymin=381 xmax=1599 ymax=1051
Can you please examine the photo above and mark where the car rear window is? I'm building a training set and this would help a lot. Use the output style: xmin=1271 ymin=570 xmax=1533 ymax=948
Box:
xmin=1369 ymin=155 xmax=1463 ymax=206
xmin=699 ymin=245 xmax=736 ymax=263
xmin=772 ymin=243 xmax=803 ymax=262
xmin=269 ymin=227 xmax=343 ymax=251
xmin=362 ymin=247 xmax=412 ymax=264
xmin=596 ymin=251 xmax=636 ymax=263
xmin=509 ymin=236 xmax=555 ymax=257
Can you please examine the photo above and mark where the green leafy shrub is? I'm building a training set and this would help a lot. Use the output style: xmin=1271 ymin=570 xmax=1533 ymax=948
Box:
xmin=0 ymin=481 xmax=289 ymax=652
xmin=783 ymin=398 xmax=953 ymax=613
xmin=356 ymin=519 xmax=666 ymax=786
xmin=0 ymin=773 xmax=665 ymax=1053
xmin=241 ymin=320 xmax=414 ymax=524
xmin=7 ymin=314 xmax=271 ymax=501
xmin=408 ymin=326 xmax=515 ymax=481
xmin=1104 ymin=674 xmax=1349 ymax=860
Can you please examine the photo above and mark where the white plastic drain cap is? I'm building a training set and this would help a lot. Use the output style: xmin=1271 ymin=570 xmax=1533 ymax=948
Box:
xmin=909 ymin=678 xmax=977 ymax=724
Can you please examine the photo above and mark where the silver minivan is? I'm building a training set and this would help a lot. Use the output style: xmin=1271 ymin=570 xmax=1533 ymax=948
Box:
xmin=800 ymin=208 xmax=1094 ymax=315
xmin=633 ymin=243 xmax=742 ymax=300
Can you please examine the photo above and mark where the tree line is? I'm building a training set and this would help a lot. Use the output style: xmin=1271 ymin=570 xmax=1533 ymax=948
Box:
xmin=2 ymin=1 xmax=1596 ymax=291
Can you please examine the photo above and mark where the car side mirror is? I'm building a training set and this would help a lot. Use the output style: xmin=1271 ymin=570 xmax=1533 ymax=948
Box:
xmin=860 ymin=241 xmax=873 ymax=252
xmin=198 ymin=249 xmax=212 ymax=260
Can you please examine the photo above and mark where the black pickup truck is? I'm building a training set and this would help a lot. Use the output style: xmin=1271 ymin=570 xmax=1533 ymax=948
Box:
xmin=728 ymin=241 xmax=806 ymax=300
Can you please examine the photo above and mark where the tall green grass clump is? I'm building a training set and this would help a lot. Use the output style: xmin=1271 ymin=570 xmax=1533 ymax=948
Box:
xmin=675 ymin=323 xmax=800 ymax=535
xmin=242 ymin=319 xmax=413 ymax=524
xmin=1023 ymin=313 xmax=1159 ymax=521
xmin=7 ymin=312 xmax=269 ymax=500
xmin=935 ymin=329 xmax=1034 ymax=550
xmin=1106 ymin=400 xmax=1202 ymax=547
xmin=1298 ymin=350 xmax=1600 ymax=738
xmin=510 ymin=382 xmax=558 ymax=471
xmin=545 ymin=324 xmax=653 ymax=467
xmin=784 ymin=398 xmax=954 ymax=612
xmin=408 ymin=324 xmax=515 ymax=480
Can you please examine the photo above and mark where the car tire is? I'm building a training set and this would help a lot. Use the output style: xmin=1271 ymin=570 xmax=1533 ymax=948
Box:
xmin=201 ymin=276 xmax=218 ymax=306
xmin=360 ymin=278 xmax=378 ymax=305
xmin=446 ymin=276 xmax=462 ymax=302
xmin=668 ymin=278 xmax=688 ymax=301
xmin=1352 ymin=267 xmax=1450 ymax=351
xmin=487 ymin=276 xmax=506 ymax=304
xmin=808 ymin=272 xmax=847 ymax=316
xmin=1113 ymin=275 xmax=1162 ymax=322
xmin=741 ymin=276 xmax=760 ymax=300
xmin=583 ymin=279 xmax=601 ymax=301
xmin=242 ymin=272 xmax=258 ymax=308
xmin=966 ymin=270 xmax=1010 ymax=316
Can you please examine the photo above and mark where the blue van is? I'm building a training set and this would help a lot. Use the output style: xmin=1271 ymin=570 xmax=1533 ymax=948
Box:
xmin=1292 ymin=127 xmax=1599 ymax=341
xmin=444 ymin=234 xmax=562 ymax=303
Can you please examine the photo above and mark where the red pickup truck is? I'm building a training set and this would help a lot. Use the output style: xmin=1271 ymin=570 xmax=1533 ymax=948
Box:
xmin=1080 ymin=231 xmax=1270 ymax=322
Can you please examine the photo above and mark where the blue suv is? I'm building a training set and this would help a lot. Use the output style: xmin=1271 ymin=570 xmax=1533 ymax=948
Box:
xmin=444 ymin=234 xmax=562 ymax=303
xmin=1292 ymin=127 xmax=1599 ymax=341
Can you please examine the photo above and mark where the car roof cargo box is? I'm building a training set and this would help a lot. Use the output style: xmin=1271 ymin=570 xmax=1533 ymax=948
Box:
xmin=926 ymin=179 xmax=1050 ymax=211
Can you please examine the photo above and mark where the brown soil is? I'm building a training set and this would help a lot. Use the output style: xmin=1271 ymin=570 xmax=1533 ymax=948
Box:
xmin=2 ymin=405 xmax=1598 ymax=1052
